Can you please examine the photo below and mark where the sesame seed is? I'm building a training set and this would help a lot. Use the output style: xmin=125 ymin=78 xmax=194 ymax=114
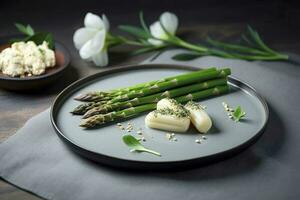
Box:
xmin=173 ymin=138 xmax=178 ymax=141
xmin=117 ymin=123 xmax=122 ymax=126
xmin=171 ymin=133 xmax=175 ymax=136
xmin=166 ymin=133 xmax=172 ymax=140
xmin=195 ymin=139 xmax=201 ymax=144
xmin=127 ymin=130 xmax=131 ymax=132
xmin=202 ymin=136 xmax=207 ymax=140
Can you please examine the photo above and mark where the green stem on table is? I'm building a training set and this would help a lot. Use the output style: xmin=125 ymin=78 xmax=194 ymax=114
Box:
xmin=207 ymin=37 xmax=269 ymax=56
xmin=174 ymin=37 xmax=208 ymax=52
xmin=230 ymin=53 xmax=289 ymax=61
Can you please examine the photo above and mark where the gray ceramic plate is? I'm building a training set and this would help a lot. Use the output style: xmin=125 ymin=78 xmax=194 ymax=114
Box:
xmin=51 ymin=64 xmax=268 ymax=170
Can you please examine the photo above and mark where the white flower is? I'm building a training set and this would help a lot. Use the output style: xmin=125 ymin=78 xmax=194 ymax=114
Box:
xmin=73 ymin=12 xmax=110 ymax=67
xmin=148 ymin=12 xmax=178 ymax=46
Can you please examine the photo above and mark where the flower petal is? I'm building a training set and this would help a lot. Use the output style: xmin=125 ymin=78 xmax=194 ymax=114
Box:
xmin=149 ymin=21 xmax=167 ymax=40
xmin=73 ymin=27 xmax=98 ymax=50
xmin=90 ymin=30 xmax=106 ymax=52
xmin=92 ymin=49 xmax=108 ymax=67
xmin=79 ymin=40 xmax=94 ymax=59
xmin=102 ymin=14 xmax=110 ymax=31
xmin=84 ymin=12 xmax=105 ymax=30
xmin=160 ymin=12 xmax=178 ymax=35
xmin=79 ymin=30 xmax=106 ymax=60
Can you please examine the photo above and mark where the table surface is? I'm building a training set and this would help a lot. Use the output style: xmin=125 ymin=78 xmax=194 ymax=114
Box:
xmin=1 ymin=0 xmax=300 ymax=199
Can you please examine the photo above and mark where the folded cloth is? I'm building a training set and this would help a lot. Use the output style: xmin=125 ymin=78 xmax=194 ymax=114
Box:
xmin=1 ymin=50 xmax=300 ymax=200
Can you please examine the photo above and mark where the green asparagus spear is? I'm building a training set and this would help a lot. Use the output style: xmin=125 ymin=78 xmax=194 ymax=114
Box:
xmin=82 ymin=78 xmax=227 ymax=118
xmin=108 ymin=68 xmax=230 ymax=103
xmin=80 ymin=85 xmax=229 ymax=128
xmin=71 ymin=101 xmax=108 ymax=115
xmin=74 ymin=67 xmax=217 ymax=102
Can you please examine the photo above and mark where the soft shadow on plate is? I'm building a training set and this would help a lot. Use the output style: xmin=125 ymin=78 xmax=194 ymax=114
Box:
xmin=207 ymin=123 xmax=221 ymax=134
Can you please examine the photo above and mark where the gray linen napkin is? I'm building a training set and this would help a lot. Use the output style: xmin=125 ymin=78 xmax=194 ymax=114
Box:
xmin=1 ymin=50 xmax=300 ymax=200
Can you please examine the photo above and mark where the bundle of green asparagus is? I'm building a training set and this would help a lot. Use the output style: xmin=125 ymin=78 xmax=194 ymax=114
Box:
xmin=71 ymin=67 xmax=231 ymax=128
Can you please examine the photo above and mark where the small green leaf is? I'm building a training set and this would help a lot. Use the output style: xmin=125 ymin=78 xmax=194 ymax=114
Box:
xmin=26 ymin=24 xmax=35 ymax=36
xmin=25 ymin=32 xmax=55 ymax=49
xmin=241 ymin=34 xmax=256 ymax=47
xmin=122 ymin=135 xmax=161 ymax=156
xmin=15 ymin=23 xmax=30 ymax=35
xmin=12 ymin=23 xmax=54 ymax=49
xmin=14 ymin=23 xmax=35 ymax=36
xmin=246 ymin=25 xmax=277 ymax=55
xmin=139 ymin=11 xmax=150 ymax=34
xmin=44 ymin=33 xmax=54 ymax=49
xmin=119 ymin=25 xmax=150 ymax=39
xmin=232 ymin=106 xmax=246 ymax=122
xmin=172 ymin=53 xmax=201 ymax=61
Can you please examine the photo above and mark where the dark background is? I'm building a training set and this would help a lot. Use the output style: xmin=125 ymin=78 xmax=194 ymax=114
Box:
xmin=1 ymin=0 xmax=300 ymax=26
xmin=0 ymin=0 xmax=300 ymax=199
xmin=1 ymin=1 xmax=300 ymax=34
xmin=1 ymin=0 xmax=300 ymax=56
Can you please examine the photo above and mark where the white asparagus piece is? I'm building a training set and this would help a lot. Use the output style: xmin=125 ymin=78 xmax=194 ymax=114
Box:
xmin=157 ymin=98 xmax=183 ymax=110
xmin=185 ymin=103 xmax=212 ymax=133
xmin=145 ymin=111 xmax=190 ymax=132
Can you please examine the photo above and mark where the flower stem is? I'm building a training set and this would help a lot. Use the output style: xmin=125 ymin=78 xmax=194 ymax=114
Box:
xmin=174 ymin=37 xmax=208 ymax=52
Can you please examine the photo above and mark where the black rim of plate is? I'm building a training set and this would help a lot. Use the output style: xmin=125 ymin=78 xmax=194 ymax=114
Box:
xmin=50 ymin=64 xmax=269 ymax=170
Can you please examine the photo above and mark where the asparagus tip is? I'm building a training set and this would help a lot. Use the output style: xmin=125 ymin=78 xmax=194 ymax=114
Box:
xmin=74 ymin=94 xmax=87 ymax=101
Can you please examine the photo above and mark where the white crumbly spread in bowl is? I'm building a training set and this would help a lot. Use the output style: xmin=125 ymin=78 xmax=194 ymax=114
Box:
xmin=0 ymin=41 xmax=56 ymax=77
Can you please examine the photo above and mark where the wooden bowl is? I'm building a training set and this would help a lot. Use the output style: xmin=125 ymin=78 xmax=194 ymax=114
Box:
xmin=0 ymin=35 xmax=70 ymax=90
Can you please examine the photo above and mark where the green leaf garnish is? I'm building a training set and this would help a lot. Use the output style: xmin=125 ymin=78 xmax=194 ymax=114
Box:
xmin=12 ymin=23 xmax=54 ymax=49
xmin=24 ymin=32 xmax=54 ymax=49
xmin=172 ymin=53 xmax=201 ymax=61
xmin=14 ymin=23 xmax=35 ymax=36
xmin=122 ymin=135 xmax=161 ymax=156
xmin=232 ymin=106 xmax=246 ymax=122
